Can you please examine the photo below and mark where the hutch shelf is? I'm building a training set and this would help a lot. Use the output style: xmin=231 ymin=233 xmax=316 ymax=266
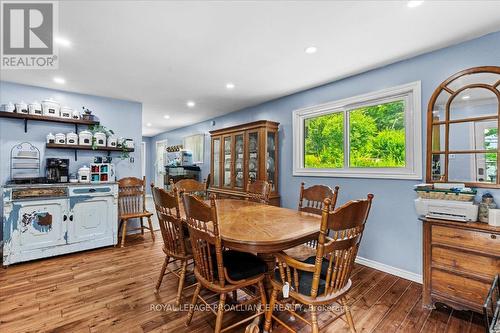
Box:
xmin=208 ymin=120 xmax=280 ymax=206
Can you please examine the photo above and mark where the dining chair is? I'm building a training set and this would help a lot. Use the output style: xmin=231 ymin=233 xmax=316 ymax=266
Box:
xmin=117 ymin=176 xmax=155 ymax=247
xmin=264 ymin=194 xmax=374 ymax=333
xmin=284 ymin=182 xmax=339 ymax=261
xmin=246 ymin=179 xmax=271 ymax=204
xmin=151 ymin=184 xmax=195 ymax=306
xmin=170 ymin=178 xmax=207 ymax=198
xmin=182 ymin=193 xmax=268 ymax=333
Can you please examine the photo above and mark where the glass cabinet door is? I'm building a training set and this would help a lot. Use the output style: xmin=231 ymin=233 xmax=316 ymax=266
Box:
xmin=267 ymin=131 xmax=278 ymax=193
xmin=234 ymin=133 xmax=244 ymax=189
xmin=247 ymin=131 xmax=259 ymax=183
xmin=223 ymin=136 xmax=232 ymax=187
xmin=212 ymin=138 xmax=220 ymax=187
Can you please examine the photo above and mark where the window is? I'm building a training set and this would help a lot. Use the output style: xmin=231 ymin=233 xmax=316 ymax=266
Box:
xmin=183 ymin=134 xmax=205 ymax=164
xmin=293 ymin=81 xmax=422 ymax=179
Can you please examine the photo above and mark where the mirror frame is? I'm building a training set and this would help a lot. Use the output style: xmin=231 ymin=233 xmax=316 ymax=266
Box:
xmin=426 ymin=66 xmax=500 ymax=188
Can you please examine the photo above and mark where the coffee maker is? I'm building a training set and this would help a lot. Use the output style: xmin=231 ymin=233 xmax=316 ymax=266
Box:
xmin=46 ymin=158 xmax=69 ymax=183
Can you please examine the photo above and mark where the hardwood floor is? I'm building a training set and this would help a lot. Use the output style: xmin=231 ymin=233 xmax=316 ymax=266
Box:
xmin=0 ymin=233 xmax=485 ymax=333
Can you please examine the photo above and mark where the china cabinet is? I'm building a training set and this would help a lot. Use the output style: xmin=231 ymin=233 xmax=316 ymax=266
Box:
xmin=209 ymin=120 xmax=280 ymax=206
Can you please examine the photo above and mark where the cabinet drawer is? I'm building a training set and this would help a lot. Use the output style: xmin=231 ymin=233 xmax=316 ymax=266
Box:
xmin=431 ymin=269 xmax=491 ymax=308
xmin=432 ymin=225 xmax=499 ymax=253
xmin=432 ymin=246 xmax=500 ymax=279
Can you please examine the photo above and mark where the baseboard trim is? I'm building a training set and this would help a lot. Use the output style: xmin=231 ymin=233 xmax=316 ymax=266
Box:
xmin=355 ymin=256 xmax=422 ymax=284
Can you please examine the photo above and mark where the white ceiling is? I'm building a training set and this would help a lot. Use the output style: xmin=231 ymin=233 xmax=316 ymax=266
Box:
xmin=2 ymin=1 xmax=500 ymax=136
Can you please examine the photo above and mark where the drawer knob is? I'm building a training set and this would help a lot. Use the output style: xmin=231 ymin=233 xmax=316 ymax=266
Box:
xmin=492 ymin=234 xmax=497 ymax=239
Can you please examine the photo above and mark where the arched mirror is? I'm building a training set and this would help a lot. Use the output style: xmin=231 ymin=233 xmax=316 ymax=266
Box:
xmin=427 ymin=66 xmax=500 ymax=188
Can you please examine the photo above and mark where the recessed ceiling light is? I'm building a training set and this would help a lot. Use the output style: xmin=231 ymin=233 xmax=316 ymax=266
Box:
xmin=304 ymin=46 xmax=317 ymax=54
xmin=53 ymin=77 xmax=65 ymax=84
xmin=225 ymin=82 xmax=235 ymax=90
xmin=146 ymin=122 xmax=152 ymax=127
xmin=462 ymin=95 xmax=471 ymax=100
xmin=407 ymin=1 xmax=424 ymax=8
xmin=186 ymin=101 xmax=196 ymax=108
xmin=163 ymin=115 xmax=170 ymax=119
xmin=54 ymin=36 xmax=71 ymax=47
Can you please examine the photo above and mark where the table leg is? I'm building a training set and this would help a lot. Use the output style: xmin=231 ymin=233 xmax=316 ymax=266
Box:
xmin=258 ymin=253 xmax=276 ymax=298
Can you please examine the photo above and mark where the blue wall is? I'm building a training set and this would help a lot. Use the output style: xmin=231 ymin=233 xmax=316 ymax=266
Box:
xmin=0 ymin=81 xmax=144 ymax=240
xmin=151 ymin=31 xmax=500 ymax=276
xmin=0 ymin=81 xmax=143 ymax=184
xmin=141 ymin=136 xmax=154 ymax=192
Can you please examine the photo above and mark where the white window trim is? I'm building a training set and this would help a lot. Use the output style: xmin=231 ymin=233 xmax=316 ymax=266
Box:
xmin=292 ymin=81 xmax=422 ymax=180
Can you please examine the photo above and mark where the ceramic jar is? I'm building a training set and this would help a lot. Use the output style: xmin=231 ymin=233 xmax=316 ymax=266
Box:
xmin=478 ymin=193 xmax=496 ymax=223
xmin=124 ymin=139 xmax=134 ymax=149
xmin=72 ymin=110 xmax=80 ymax=120
xmin=0 ymin=102 xmax=15 ymax=112
xmin=15 ymin=101 xmax=28 ymax=114
xmin=94 ymin=132 xmax=106 ymax=147
xmin=107 ymin=135 xmax=117 ymax=147
xmin=55 ymin=133 xmax=66 ymax=144
xmin=66 ymin=132 xmax=78 ymax=145
xmin=46 ymin=133 xmax=55 ymax=144
xmin=79 ymin=130 xmax=92 ymax=146
xmin=78 ymin=165 xmax=91 ymax=183
xmin=60 ymin=106 xmax=73 ymax=119
xmin=28 ymin=101 xmax=42 ymax=115
xmin=42 ymin=99 xmax=60 ymax=117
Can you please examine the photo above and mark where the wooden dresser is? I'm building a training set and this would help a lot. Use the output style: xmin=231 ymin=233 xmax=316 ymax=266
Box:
xmin=421 ymin=217 xmax=500 ymax=312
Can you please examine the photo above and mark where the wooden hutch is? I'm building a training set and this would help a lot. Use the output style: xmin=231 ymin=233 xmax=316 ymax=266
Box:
xmin=208 ymin=120 xmax=280 ymax=206
xmin=421 ymin=66 xmax=500 ymax=312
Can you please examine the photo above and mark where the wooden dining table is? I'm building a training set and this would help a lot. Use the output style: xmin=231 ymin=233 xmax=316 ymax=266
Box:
xmin=182 ymin=198 xmax=322 ymax=294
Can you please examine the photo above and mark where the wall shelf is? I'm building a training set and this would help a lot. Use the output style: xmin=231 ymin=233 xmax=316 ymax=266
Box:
xmin=46 ymin=143 xmax=134 ymax=161
xmin=0 ymin=112 xmax=99 ymax=133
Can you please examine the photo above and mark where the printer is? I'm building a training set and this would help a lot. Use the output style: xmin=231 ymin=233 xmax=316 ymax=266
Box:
xmin=414 ymin=183 xmax=479 ymax=222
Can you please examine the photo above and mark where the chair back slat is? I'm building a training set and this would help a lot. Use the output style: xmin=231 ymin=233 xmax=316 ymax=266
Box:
xmin=182 ymin=193 xmax=225 ymax=286
xmin=246 ymin=180 xmax=271 ymax=204
xmin=312 ymin=194 xmax=373 ymax=298
xmin=298 ymin=182 xmax=339 ymax=216
xmin=118 ymin=177 xmax=146 ymax=215
xmin=172 ymin=179 xmax=207 ymax=196
xmin=151 ymin=184 xmax=188 ymax=257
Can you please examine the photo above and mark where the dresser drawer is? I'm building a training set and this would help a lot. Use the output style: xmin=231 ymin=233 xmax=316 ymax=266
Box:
xmin=432 ymin=246 xmax=500 ymax=279
xmin=431 ymin=269 xmax=491 ymax=308
xmin=432 ymin=225 xmax=499 ymax=253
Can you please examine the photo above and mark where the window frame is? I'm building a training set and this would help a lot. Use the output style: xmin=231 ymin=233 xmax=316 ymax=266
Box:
xmin=293 ymin=81 xmax=422 ymax=180
xmin=183 ymin=133 xmax=205 ymax=164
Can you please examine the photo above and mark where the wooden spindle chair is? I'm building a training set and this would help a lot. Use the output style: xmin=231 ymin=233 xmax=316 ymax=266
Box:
xmin=284 ymin=182 xmax=339 ymax=261
xmin=171 ymin=178 xmax=207 ymax=199
xmin=182 ymin=193 xmax=268 ymax=333
xmin=117 ymin=176 xmax=155 ymax=247
xmin=246 ymin=179 xmax=271 ymax=204
xmin=264 ymin=194 xmax=374 ymax=333
xmin=151 ymin=184 xmax=195 ymax=306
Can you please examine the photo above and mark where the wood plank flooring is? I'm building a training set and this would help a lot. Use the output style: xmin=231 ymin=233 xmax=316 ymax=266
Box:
xmin=0 ymin=233 xmax=484 ymax=333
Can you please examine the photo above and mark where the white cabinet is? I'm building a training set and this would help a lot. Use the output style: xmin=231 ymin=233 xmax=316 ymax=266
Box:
xmin=17 ymin=199 xmax=67 ymax=251
xmin=68 ymin=195 xmax=115 ymax=243
xmin=2 ymin=184 xmax=118 ymax=265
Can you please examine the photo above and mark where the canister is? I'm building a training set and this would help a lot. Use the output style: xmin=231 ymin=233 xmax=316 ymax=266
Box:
xmin=55 ymin=133 xmax=66 ymax=144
